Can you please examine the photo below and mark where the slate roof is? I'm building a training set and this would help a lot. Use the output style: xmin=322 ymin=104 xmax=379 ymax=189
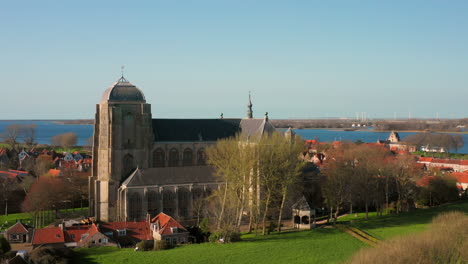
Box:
xmin=101 ymin=77 xmax=146 ymax=103
xmin=292 ymin=196 xmax=313 ymax=211
xmin=152 ymin=118 xmax=275 ymax=142
xmin=122 ymin=166 xmax=217 ymax=187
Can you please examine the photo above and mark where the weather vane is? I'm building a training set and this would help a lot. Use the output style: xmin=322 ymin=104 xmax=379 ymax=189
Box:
xmin=121 ymin=65 xmax=125 ymax=78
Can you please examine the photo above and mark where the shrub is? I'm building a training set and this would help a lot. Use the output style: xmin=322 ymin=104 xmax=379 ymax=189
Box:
xmin=154 ymin=240 xmax=171 ymax=251
xmin=0 ymin=235 xmax=11 ymax=256
xmin=29 ymin=246 xmax=76 ymax=264
xmin=136 ymin=240 xmax=154 ymax=251
xmin=209 ymin=231 xmax=241 ymax=243
xmin=347 ymin=211 xmax=468 ymax=264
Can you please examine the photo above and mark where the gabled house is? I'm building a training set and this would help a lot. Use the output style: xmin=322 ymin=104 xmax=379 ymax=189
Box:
xmin=65 ymin=224 xmax=117 ymax=248
xmin=5 ymin=221 xmax=32 ymax=243
xmin=151 ymin=212 xmax=189 ymax=245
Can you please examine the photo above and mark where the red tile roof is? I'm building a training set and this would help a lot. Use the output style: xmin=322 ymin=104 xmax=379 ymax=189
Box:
xmin=100 ymin=221 xmax=152 ymax=244
xmin=418 ymin=157 xmax=433 ymax=162
xmin=32 ymin=227 xmax=65 ymax=245
xmin=6 ymin=222 xmax=29 ymax=234
xmin=48 ymin=169 xmax=62 ymax=177
xmin=450 ymin=172 xmax=468 ymax=184
xmin=151 ymin=212 xmax=187 ymax=235
xmin=416 ymin=176 xmax=435 ymax=187
xmin=64 ymin=225 xmax=97 ymax=243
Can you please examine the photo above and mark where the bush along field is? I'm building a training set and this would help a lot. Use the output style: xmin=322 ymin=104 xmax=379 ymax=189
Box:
xmin=75 ymin=200 xmax=468 ymax=264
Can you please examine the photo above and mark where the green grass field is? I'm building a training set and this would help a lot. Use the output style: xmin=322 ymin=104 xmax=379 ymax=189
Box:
xmin=75 ymin=201 xmax=468 ymax=264
xmin=77 ymin=229 xmax=365 ymax=264
xmin=339 ymin=201 xmax=468 ymax=239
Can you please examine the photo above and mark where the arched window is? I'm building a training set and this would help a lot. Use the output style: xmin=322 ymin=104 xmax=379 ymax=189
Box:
xmin=294 ymin=215 xmax=301 ymax=224
xmin=197 ymin=148 xmax=206 ymax=165
xmin=162 ymin=190 xmax=176 ymax=215
xmin=123 ymin=154 xmax=135 ymax=179
xmin=169 ymin=148 xmax=179 ymax=167
xmin=182 ymin=148 xmax=193 ymax=166
xmin=147 ymin=191 xmax=159 ymax=216
xmin=153 ymin=148 xmax=165 ymax=167
xmin=301 ymin=215 xmax=310 ymax=225
xmin=129 ymin=192 xmax=142 ymax=220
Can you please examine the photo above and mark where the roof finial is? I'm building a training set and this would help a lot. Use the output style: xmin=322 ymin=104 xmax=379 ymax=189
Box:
xmin=265 ymin=111 xmax=269 ymax=121
xmin=247 ymin=91 xmax=253 ymax=119
xmin=220 ymin=113 xmax=224 ymax=119
xmin=117 ymin=66 xmax=129 ymax=83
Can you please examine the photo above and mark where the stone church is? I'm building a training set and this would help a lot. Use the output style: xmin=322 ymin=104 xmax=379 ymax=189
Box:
xmin=89 ymin=76 xmax=276 ymax=222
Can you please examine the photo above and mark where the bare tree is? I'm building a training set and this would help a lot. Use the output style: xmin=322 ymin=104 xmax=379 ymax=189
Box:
xmin=23 ymin=124 xmax=37 ymax=148
xmin=1 ymin=125 xmax=21 ymax=151
xmin=51 ymin=132 xmax=78 ymax=148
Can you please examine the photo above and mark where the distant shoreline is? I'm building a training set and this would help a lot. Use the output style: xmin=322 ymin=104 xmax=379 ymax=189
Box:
xmin=277 ymin=127 xmax=468 ymax=134
xmin=0 ymin=119 xmax=94 ymax=125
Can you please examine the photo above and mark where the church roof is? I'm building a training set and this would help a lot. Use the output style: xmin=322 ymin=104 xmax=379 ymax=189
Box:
xmin=101 ymin=77 xmax=145 ymax=103
xmin=152 ymin=118 xmax=276 ymax=142
xmin=122 ymin=166 xmax=218 ymax=187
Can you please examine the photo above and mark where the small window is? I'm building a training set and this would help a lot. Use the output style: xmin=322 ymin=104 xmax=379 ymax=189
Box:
xmin=102 ymin=238 xmax=108 ymax=244
xmin=118 ymin=229 xmax=127 ymax=236
xmin=55 ymin=234 xmax=60 ymax=238
xmin=70 ymin=234 xmax=75 ymax=239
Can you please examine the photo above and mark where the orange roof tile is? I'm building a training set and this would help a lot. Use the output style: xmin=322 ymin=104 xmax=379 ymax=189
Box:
xmin=418 ymin=157 xmax=433 ymax=162
xmin=450 ymin=172 xmax=468 ymax=184
xmin=6 ymin=222 xmax=29 ymax=234
xmin=32 ymin=227 xmax=64 ymax=245
xmin=151 ymin=212 xmax=187 ymax=235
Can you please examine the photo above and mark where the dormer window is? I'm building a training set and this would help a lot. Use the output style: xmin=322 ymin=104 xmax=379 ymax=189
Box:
xmin=70 ymin=234 xmax=75 ymax=239
xmin=117 ymin=229 xmax=126 ymax=236
xmin=55 ymin=234 xmax=60 ymax=238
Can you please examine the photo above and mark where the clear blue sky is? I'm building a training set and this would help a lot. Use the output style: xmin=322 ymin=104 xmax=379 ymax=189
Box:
xmin=1 ymin=0 xmax=467 ymax=119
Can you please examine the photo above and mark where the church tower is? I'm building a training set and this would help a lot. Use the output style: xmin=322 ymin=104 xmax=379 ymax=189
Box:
xmin=89 ymin=76 xmax=153 ymax=222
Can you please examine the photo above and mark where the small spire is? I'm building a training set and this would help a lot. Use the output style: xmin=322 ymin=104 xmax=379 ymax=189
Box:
xmin=247 ymin=91 xmax=253 ymax=119
xmin=264 ymin=111 xmax=269 ymax=121
xmin=117 ymin=65 xmax=129 ymax=83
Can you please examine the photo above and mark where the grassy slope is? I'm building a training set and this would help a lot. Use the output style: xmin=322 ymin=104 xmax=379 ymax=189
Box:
xmin=338 ymin=201 xmax=468 ymax=239
xmin=77 ymin=229 xmax=364 ymax=264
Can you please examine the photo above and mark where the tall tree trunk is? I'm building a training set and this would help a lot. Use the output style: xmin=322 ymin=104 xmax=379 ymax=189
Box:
xmin=4 ymin=199 xmax=7 ymax=216
xmin=277 ymin=190 xmax=287 ymax=233
xmin=262 ymin=192 xmax=271 ymax=235
xmin=217 ymin=182 xmax=229 ymax=230
xmin=333 ymin=206 xmax=340 ymax=226
xmin=365 ymin=197 xmax=369 ymax=220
